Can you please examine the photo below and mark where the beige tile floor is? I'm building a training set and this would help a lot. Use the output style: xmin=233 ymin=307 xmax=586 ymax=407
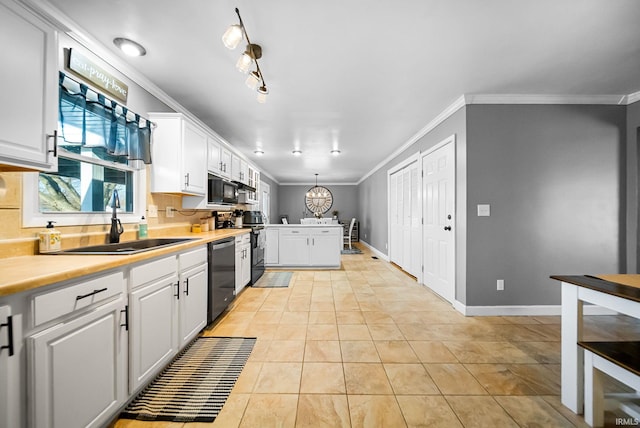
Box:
xmin=112 ymin=244 xmax=640 ymax=428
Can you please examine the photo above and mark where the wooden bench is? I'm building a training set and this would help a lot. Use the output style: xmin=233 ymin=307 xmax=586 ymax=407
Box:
xmin=578 ymin=341 xmax=640 ymax=427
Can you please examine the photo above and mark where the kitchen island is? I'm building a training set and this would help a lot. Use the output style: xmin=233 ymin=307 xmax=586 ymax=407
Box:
xmin=264 ymin=224 xmax=343 ymax=268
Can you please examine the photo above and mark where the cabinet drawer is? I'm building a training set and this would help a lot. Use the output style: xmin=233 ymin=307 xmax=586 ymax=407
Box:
xmin=179 ymin=246 xmax=207 ymax=271
xmin=279 ymin=228 xmax=306 ymax=236
xmin=310 ymin=228 xmax=340 ymax=236
xmin=130 ymin=254 xmax=178 ymax=288
xmin=235 ymin=234 xmax=250 ymax=245
xmin=32 ymin=271 xmax=124 ymax=327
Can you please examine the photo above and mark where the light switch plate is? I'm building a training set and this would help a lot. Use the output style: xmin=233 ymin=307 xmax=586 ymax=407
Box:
xmin=148 ymin=205 xmax=158 ymax=218
xmin=477 ymin=204 xmax=491 ymax=217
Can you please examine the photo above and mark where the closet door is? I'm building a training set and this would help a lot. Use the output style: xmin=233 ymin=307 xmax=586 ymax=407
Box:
xmin=389 ymin=172 xmax=401 ymax=264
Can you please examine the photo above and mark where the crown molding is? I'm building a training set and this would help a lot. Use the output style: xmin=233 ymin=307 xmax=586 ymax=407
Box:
xmin=626 ymin=91 xmax=640 ymax=105
xmin=465 ymin=93 xmax=628 ymax=105
xmin=357 ymin=91 xmax=639 ymax=184
xmin=357 ymin=95 xmax=466 ymax=185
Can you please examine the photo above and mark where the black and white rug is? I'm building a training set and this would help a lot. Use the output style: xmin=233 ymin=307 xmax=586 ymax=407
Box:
xmin=120 ymin=336 xmax=256 ymax=423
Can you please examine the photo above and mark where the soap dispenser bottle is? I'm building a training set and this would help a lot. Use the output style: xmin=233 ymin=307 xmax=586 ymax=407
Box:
xmin=39 ymin=221 xmax=61 ymax=253
xmin=138 ymin=216 xmax=148 ymax=239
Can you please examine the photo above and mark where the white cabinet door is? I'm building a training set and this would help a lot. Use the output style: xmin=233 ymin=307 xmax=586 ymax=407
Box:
xmin=265 ymin=228 xmax=279 ymax=265
xmin=178 ymin=264 xmax=207 ymax=347
xmin=239 ymin=159 xmax=249 ymax=184
xmin=310 ymin=229 xmax=341 ymax=266
xmin=0 ymin=0 xmax=58 ymax=171
xmin=182 ymin=121 xmax=207 ymax=195
xmin=231 ymin=154 xmax=241 ymax=182
xmin=28 ymin=297 xmax=127 ymax=428
xmin=129 ymin=276 xmax=178 ymax=392
xmin=241 ymin=243 xmax=251 ymax=288
xmin=279 ymin=230 xmax=310 ymax=266
xmin=150 ymin=114 xmax=206 ymax=195
xmin=235 ymin=238 xmax=250 ymax=294
xmin=208 ymin=136 xmax=221 ymax=175
xmin=0 ymin=304 xmax=20 ymax=428
xmin=220 ymin=147 xmax=232 ymax=179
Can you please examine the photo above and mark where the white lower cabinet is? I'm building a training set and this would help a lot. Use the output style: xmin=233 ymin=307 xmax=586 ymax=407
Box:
xmin=264 ymin=228 xmax=279 ymax=265
xmin=178 ymin=247 xmax=208 ymax=347
xmin=276 ymin=227 xmax=341 ymax=267
xmin=129 ymin=255 xmax=179 ymax=393
xmin=129 ymin=246 xmax=208 ymax=392
xmin=0 ymin=303 xmax=21 ymax=428
xmin=235 ymin=234 xmax=251 ymax=295
xmin=27 ymin=272 xmax=127 ymax=428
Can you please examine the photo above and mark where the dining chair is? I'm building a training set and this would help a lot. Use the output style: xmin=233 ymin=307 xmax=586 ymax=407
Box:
xmin=344 ymin=218 xmax=356 ymax=250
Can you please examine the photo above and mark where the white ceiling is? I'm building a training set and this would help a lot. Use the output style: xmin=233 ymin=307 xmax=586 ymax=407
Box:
xmin=35 ymin=0 xmax=640 ymax=184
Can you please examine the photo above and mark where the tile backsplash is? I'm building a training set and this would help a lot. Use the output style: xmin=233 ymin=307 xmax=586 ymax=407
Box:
xmin=0 ymin=170 xmax=212 ymax=257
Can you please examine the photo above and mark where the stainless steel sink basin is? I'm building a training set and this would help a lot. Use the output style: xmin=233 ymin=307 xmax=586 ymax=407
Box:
xmin=55 ymin=238 xmax=197 ymax=255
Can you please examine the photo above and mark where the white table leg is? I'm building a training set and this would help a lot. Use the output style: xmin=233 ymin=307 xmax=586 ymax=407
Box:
xmin=584 ymin=350 xmax=605 ymax=427
xmin=562 ymin=282 xmax=584 ymax=413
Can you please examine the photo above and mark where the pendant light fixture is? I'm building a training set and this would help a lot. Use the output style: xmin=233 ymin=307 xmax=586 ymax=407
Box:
xmin=222 ymin=8 xmax=269 ymax=103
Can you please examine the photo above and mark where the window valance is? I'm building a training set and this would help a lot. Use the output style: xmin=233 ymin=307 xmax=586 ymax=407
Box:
xmin=58 ymin=71 xmax=153 ymax=165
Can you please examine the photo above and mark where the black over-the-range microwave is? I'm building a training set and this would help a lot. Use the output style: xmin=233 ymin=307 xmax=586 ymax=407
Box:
xmin=208 ymin=174 xmax=238 ymax=205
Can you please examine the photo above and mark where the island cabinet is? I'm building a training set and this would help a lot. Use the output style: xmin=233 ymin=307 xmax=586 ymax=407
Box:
xmin=27 ymin=270 xmax=128 ymax=428
xmin=0 ymin=0 xmax=58 ymax=172
xmin=268 ymin=226 xmax=342 ymax=268
xmin=149 ymin=113 xmax=207 ymax=195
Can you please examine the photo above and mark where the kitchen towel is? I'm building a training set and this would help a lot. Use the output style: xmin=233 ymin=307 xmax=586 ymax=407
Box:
xmin=120 ymin=336 xmax=256 ymax=423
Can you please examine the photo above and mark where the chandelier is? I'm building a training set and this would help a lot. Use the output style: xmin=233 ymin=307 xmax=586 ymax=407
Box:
xmin=222 ymin=8 xmax=269 ymax=103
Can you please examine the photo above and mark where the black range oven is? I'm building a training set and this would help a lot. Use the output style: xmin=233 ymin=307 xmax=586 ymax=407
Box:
xmin=243 ymin=211 xmax=265 ymax=284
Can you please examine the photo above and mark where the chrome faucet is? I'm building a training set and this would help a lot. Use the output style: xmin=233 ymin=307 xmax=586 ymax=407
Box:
xmin=109 ymin=189 xmax=124 ymax=243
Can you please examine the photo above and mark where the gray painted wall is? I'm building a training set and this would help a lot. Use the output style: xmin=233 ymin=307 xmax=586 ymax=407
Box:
xmin=278 ymin=185 xmax=357 ymax=224
xmin=466 ymin=104 xmax=626 ymax=306
xmin=357 ymin=103 xmax=628 ymax=307
xmin=627 ymin=101 xmax=640 ymax=273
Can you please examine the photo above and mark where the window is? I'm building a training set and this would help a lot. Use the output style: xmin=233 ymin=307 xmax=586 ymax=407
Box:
xmin=23 ymin=73 xmax=150 ymax=227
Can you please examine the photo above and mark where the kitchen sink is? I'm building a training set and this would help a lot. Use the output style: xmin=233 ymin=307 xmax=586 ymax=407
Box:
xmin=55 ymin=238 xmax=198 ymax=255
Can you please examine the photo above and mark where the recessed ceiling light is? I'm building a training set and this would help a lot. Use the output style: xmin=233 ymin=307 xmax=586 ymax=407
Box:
xmin=292 ymin=150 xmax=302 ymax=156
xmin=254 ymin=149 xmax=264 ymax=156
xmin=330 ymin=149 xmax=341 ymax=156
xmin=113 ymin=37 xmax=147 ymax=57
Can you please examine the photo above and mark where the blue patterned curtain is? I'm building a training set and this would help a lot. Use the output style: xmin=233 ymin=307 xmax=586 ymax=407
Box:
xmin=58 ymin=72 xmax=153 ymax=165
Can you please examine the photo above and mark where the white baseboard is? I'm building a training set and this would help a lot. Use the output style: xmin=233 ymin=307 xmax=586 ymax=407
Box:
xmin=453 ymin=302 xmax=618 ymax=316
xmin=358 ymin=240 xmax=389 ymax=261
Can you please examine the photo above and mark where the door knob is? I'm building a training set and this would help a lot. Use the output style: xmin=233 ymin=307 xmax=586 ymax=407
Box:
xmin=444 ymin=226 xmax=452 ymax=231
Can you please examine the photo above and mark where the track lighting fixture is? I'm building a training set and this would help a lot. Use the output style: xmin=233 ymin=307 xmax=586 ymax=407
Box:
xmin=223 ymin=8 xmax=269 ymax=103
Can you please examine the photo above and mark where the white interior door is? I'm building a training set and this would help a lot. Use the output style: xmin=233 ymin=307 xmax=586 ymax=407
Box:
xmin=422 ymin=138 xmax=455 ymax=303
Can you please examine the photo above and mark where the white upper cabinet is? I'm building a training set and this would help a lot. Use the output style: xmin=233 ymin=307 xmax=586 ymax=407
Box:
xmin=207 ymin=135 xmax=231 ymax=179
xmin=149 ymin=113 xmax=207 ymax=195
xmin=0 ymin=0 xmax=58 ymax=171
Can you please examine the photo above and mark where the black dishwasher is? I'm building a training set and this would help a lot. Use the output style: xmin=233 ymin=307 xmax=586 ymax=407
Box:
xmin=207 ymin=238 xmax=236 ymax=324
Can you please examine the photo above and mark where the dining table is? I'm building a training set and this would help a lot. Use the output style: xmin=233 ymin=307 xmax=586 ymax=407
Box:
xmin=550 ymin=274 xmax=640 ymax=414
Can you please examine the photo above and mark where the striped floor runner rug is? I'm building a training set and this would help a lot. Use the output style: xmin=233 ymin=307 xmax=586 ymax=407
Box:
xmin=120 ymin=336 xmax=256 ymax=422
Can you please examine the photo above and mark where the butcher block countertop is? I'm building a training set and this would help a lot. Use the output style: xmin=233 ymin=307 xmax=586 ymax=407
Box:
xmin=550 ymin=274 xmax=640 ymax=303
xmin=0 ymin=228 xmax=248 ymax=298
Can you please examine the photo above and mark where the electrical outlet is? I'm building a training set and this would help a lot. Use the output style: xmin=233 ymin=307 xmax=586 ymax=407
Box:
xmin=497 ymin=279 xmax=504 ymax=291
xmin=166 ymin=206 xmax=174 ymax=218
xmin=148 ymin=205 xmax=158 ymax=218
